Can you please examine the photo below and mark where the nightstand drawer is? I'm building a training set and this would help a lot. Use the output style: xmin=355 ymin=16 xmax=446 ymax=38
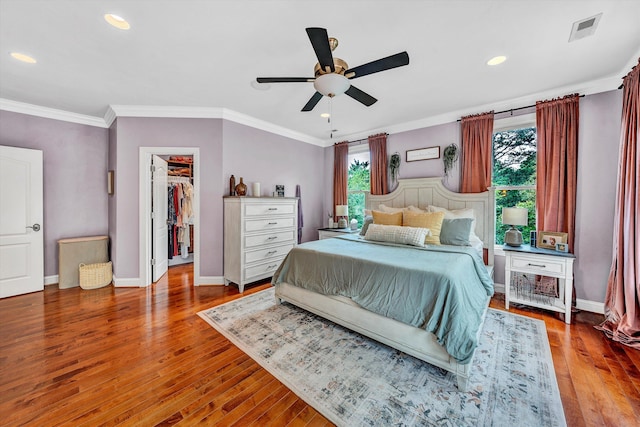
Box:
xmin=510 ymin=255 xmax=565 ymax=276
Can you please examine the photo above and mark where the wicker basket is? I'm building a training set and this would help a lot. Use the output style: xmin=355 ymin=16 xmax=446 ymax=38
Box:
xmin=79 ymin=261 xmax=113 ymax=289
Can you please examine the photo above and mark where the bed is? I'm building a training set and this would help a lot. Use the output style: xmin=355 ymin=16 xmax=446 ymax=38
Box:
xmin=272 ymin=177 xmax=495 ymax=390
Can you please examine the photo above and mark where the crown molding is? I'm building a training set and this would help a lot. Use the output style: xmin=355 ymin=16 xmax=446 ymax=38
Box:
xmin=0 ymin=98 xmax=109 ymax=128
xmin=107 ymin=105 xmax=325 ymax=147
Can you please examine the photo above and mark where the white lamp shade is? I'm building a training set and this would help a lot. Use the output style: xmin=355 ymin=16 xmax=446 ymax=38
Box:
xmin=502 ymin=207 xmax=528 ymax=226
xmin=335 ymin=205 xmax=348 ymax=217
xmin=314 ymin=74 xmax=350 ymax=97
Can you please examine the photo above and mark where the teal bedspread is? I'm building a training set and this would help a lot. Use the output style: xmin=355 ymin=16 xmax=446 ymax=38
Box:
xmin=272 ymin=234 xmax=494 ymax=363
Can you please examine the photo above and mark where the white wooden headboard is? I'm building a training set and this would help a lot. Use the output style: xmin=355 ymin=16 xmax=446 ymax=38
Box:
xmin=366 ymin=177 xmax=495 ymax=265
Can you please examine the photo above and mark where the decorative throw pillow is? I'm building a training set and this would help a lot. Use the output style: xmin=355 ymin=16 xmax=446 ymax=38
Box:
xmin=427 ymin=206 xmax=479 ymax=241
xmin=439 ymin=218 xmax=473 ymax=246
xmin=372 ymin=210 xmax=403 ymax=226
xmin=359 ymin=215 xmax=374 ymax=236
xmin=364 ymin=224 xmax=430 ymax=247
xmin=402 ymin=211 xmax=445 ymax=245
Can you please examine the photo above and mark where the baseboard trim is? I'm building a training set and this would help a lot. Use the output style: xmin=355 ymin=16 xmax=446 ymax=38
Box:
xmin=44 ymin=275 xmax=59 ymax=286
xmin=112 ymin=275 xmax=143 ymax=287
xmin=576 ymin=299 xmax=605 ymax=314
xmin=494 ymin=282 xmax=604 ymax=314
xmin=196 ymin=276 xmax=224 ymax=286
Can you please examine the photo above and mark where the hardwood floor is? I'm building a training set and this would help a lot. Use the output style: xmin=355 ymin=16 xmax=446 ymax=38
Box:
xmin=1 ymin=264 xmax=638 ymax=426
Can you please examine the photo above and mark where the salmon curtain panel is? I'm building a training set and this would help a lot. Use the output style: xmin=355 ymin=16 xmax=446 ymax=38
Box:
xmin=368 ymin=133 xmax=389 ymax=195
xmin=535 ymin=94 xmax=579 ymax=251
xmin=333 ymin=141 xmax=349 ymax=217
xmin=596 ymin=60 xmax=640 ymax=349
xmin=460 ymin=112 xmax=494 ymax=193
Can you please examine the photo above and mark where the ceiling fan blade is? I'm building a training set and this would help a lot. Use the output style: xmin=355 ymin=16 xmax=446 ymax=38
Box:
xmin=301 ymin=92 xmax=324 ymax=112
xmin=345 ymin=85 xmax=377 ymax=107
xmin=306 ymin=27 xmax=335 ymax=73
xmin=345 ymin=51 xmax=409 ymax=79
xmin=256 ymin=77 xmax=314 ymax=83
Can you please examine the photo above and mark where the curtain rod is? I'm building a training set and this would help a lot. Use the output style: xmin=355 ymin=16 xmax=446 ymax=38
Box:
xmin=456 ymin=95 xmax=585 ymax=122
xmin=334 ymin=133 xmax=389 ymax=146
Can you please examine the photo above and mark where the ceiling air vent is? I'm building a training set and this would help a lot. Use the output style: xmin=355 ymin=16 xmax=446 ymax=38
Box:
xmin=569 ymin=13 xmax=603 ymax=42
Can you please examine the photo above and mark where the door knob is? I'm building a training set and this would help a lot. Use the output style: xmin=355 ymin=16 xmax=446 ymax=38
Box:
xmin=26 ymin=223 xmax=41 ymax=232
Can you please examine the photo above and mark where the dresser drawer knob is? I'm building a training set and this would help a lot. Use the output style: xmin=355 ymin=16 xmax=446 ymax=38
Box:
xmin=268 ymin=222 xmax=278 ymax=225
xmin=267 ymin=236 xmax=278 ymax=240
xmin=268 ymin=207 xmax=278 ymax=211
xmin=266 ymin=250 xmax=277 ymax=256
xmin=267 ymin=264 xmax=278 ymax=269
xmin=528 ymin=263 xmax=546 ymax=268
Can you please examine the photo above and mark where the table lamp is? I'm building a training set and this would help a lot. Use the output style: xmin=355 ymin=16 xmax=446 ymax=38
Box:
xmin=502 ymin=207 xmax=528 ymax=246
xmin=335 ymin=205 xmax=348 ymax=228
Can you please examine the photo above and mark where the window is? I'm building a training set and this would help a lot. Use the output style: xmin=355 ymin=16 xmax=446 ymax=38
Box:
xmin=347 ymin=144 xmax=370 ymax=227
xmin=493 ymin=124 xmax=536 ymax=245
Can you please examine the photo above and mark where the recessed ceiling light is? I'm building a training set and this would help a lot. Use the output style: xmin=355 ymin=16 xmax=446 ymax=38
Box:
xmin=487 ymin=55 xmax=507 ymax=66
xmin=10 ymin=52 xmax=37 ymax=63
xmin=320 ymin=113 xmax=330 ymax=118
xmin=104 ymin=14 xmax=130 ymax=30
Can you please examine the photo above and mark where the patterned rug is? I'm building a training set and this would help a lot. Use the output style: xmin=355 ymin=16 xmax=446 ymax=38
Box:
xmin=198 ymin=288 xmax=566 ymax=427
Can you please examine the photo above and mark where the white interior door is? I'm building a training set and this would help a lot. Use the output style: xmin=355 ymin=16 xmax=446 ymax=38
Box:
xmin=0 ymin=145 xmax=44 ymax=298
xmin=151 ymin=155 xmax=168 ymax=282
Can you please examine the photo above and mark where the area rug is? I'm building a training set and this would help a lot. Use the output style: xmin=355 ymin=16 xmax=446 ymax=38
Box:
xmin=198 ymin=288 xmax=566 ymax=427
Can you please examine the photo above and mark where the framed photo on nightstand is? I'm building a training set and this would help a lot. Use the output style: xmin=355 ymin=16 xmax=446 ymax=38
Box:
xmin=537 ymin=231 xmax=568 ymax=249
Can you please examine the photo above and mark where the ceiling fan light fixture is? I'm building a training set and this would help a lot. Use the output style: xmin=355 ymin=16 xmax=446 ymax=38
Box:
xmin=313 ymin=73 xmax=349 ymax=97
xmin=320 ymin=113 xmax=330 ymax=118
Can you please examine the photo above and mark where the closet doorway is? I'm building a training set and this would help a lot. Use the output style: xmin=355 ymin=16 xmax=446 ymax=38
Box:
xmin=139 ymin=147 xmax=200 ymax=287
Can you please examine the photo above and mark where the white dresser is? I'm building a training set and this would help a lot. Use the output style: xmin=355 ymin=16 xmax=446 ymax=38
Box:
xmin=223 ymin=197 xmax=298 ymax=293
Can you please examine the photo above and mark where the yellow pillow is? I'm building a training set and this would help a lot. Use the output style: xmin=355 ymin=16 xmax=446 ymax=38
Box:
xmin=372 ymin=210 xmax=403 ymax=226
xmin=403 ymin=211 xmax=445 ymax=245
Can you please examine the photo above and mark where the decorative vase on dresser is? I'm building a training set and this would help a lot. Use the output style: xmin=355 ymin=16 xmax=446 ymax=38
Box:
xmin=234 ymin=177 xmax=247 ymax=196
xmin=223 ymin=196 xmax=298 ymax=293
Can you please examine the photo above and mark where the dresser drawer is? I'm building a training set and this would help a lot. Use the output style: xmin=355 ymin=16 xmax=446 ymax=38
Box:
xmin=244 ymin=258 xmax=284 ymax=280
xmin=245 ymin=203 xmax=295 ymax=217
xmin=245 ymin=230 xmax=295 ymax=248
xmin=245 ymin=217 xmax=294 ymax=232
xmin=245 ymin=243 xmax=294 ymax=264
xmin=510 ymin=255 xmax=565 ymax=276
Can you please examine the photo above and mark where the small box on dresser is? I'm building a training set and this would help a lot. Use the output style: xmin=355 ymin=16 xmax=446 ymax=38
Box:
xmin=223 ymin=197 xmax=298 ymax=293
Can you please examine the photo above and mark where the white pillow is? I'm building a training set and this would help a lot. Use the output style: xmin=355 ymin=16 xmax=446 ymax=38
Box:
xmin=406 ymin=205 xmax=427 ymax=213
xmin=379 ymin=204 xmax=424 ymax=213
xmin=378 ymin=204 xmax=407 ymax=213
xmin=364 ymin=224 xmax=431 ymax=247
xmin=427 ymin=206 xmax=480 ymax=241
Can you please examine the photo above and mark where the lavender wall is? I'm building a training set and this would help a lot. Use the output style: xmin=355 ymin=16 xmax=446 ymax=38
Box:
xmin=0 ymin=110 xmax=109 ymax=277
xmin=112 ymin=117 xmax=223 ymax=279
xmin=574 ymin=90 xmax=621 ymax=302
xmin=222 ymin=120 xmax=325 ymax=243
xmin=387 ymin=123 xmax=461 ymax=193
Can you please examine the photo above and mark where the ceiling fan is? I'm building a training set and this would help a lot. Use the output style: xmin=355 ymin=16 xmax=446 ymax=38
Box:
xmin=256 ymin=27 xmax=410 ymax=112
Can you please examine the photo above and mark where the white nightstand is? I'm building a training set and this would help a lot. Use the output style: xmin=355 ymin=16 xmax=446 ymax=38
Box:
xmin=503 ymin=244 xmax=575 ymax=324
xmin=317 ymin=227 xmax=360 ymax=240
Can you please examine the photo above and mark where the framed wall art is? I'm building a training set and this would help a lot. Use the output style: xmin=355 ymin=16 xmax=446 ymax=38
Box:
xmin=406 ymin=146 xmax=440 ymax=162
xmin=537 ymin=231 xmax=568 ymax=250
